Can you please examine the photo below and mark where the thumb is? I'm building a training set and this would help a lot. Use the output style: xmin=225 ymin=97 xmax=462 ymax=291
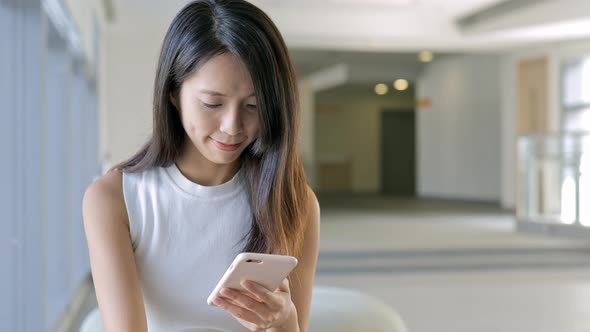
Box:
xmin=278 ymin=278 xmax=290 ymax=293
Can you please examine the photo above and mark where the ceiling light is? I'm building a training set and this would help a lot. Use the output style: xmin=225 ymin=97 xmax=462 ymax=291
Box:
xmin=374 ymin=83 xmax=389 ymax=95
xmin=419 ymin=51 xmax=434 ymax=63
xmin=394 ymin=79 xmax=409 ymax=91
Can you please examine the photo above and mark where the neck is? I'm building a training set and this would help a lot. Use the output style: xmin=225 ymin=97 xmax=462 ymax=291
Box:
xmin=175 ymin=143 xmax=240 ymax=186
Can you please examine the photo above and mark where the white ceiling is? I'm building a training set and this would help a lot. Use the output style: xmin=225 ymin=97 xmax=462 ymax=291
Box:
xmin=112 ymin=0 xmax=503 ymax=22
xmin=108 ymin=0 xmax=590 ymax=85
xmin=111 ymin=0 xmax=590 ymax=53
xmin=251 ymin=0 xmax=503 ymax=19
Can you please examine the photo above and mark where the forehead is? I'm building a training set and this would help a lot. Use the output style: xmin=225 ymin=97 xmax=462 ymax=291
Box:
xmin=183 ymin=53 xmax=255 ymax=93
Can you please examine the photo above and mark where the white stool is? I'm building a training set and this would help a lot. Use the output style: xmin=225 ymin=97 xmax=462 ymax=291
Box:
xmin=79 ymin=308 xmax=103 ymax=332
xmin=309 ymin=286 xmax=408 ymax=332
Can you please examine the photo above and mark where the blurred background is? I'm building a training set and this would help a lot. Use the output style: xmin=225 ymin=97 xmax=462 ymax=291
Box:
xmin=3 ymin=0 xmax=590 ymax=331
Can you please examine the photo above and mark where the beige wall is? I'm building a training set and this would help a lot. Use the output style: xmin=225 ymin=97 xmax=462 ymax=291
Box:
xmin=316 ymin=90 xmax=415 ymax=193
xmin=298 ymin=79 xmax=317 ymax=188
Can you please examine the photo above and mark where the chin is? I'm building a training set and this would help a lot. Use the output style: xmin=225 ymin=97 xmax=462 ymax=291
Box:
xmin=209 ymin=152 xmax=242 ymax=165
xmin=213 ymin=157 xmax=240 ymax=165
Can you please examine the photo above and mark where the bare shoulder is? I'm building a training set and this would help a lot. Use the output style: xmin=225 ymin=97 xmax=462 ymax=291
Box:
xmin=85 ymin=169 xmax=123 ymax=198
xmin=83 ymin=169 xmax=128 ymax=229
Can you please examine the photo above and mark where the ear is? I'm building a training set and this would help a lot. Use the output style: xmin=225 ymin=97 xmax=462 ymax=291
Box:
xmin=169 ymin=92 xmax=179 ymax=110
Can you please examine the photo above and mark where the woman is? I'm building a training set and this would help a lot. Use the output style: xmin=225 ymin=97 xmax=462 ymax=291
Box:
xmin=82 ymin=1 xmax=320 ymax=331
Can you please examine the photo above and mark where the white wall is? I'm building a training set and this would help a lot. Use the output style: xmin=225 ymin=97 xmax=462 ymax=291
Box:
xmin=417 ymin=55 xmax=502 ymax=202
xmin=316 ymin=92 xmax=415 ymax=193
xmin=500 ymin=55 xmax=518 ymax=210
xmin=102 ymin=24 xmax=165 ymax=165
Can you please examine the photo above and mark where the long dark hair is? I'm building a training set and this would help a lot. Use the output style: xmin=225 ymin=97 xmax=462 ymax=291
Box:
xmin=114 ymin=0 xmax=309 ymax=258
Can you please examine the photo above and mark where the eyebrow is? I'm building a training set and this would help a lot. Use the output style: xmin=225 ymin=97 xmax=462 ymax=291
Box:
xmin=198 ymin=89 xmax=256 ymax=98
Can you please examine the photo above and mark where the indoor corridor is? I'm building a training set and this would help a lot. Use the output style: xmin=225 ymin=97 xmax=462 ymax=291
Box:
xmin=5 ymin=0 xmax=590 ymax=331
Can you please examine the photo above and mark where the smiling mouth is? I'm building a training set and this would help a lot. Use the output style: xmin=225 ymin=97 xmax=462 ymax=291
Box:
xmin=211 ymin=138 xmax=243 ymax=151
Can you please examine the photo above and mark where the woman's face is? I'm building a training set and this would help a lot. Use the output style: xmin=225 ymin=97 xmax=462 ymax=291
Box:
xmin=176 ymin=53 xmax=260 ymax=168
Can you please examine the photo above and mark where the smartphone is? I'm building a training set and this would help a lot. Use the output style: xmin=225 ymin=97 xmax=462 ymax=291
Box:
xmin=207 ymin=252 xmax=298 ymax=306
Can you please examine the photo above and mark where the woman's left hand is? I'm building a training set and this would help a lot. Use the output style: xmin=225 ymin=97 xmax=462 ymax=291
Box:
xmin=212 ymin=278 xmax=297 ymax=331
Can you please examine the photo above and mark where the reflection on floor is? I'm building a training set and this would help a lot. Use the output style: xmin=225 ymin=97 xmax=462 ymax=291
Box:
xmin=72 ymin=195 xmax=590 ymax=332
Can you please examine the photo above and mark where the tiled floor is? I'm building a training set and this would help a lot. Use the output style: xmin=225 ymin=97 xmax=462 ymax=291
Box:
xmin=315 ymin=270 xmax=590 ymax=332
xmin=73 ymin=196 xmax=590 ymax=332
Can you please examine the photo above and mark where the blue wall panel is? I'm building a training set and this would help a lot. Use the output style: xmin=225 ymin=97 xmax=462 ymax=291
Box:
xmin=0 ymin=0 xmax=98 ymax=330
xmin=45 ymin=30 xmax=71 ymax=329
xmin=19 ymin=0 xmax=45 ymax=330
xmin=0 ymin=1 xmax=18 ymax=331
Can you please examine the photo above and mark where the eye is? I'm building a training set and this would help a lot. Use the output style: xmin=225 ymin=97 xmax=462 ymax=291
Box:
xmin=246 ymin=104 xmax=257 ymax=110
xmin=202 ymin=102 xmax=222 ymax=109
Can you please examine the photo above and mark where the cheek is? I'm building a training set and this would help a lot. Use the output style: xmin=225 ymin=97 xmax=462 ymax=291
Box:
xmin=180 ymin=120 xmax=205 ymax=143
xmin=181 ymin=110 xmax=212 ymax=134
xmin=246 ymin=115 xmax=260 ymax=136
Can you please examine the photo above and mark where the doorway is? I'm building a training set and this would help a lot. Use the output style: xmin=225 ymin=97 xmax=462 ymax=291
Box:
xmin=381 ymin=110 xmax=416 ymax=196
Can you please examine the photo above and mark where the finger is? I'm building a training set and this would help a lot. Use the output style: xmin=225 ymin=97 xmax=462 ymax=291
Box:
xmin=241 ymin=280 xmax=282 ymax=309
xmin=219 ymin=288 xmax=271 ymax=318
xmin=278 ymin=278 xmax=290 ymax=293
xmin=212 ymin=296 xmax=265 ymax=327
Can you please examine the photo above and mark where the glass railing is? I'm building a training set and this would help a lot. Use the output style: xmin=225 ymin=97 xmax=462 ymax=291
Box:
xmin=517 ymin=132 xmax=590 ymax=226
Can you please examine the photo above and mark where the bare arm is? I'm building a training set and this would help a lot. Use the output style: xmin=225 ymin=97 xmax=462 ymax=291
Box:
xmin=288 ymin=187 xmax=320 ymax=332
xmin=82 ymin=170 xmax=148 ymax=331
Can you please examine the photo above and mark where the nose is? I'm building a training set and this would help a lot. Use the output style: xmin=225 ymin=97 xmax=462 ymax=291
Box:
xmin=219 ymin=105 xmax=244 ymax=136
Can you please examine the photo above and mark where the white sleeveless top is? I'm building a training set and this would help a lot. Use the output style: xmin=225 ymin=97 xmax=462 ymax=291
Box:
xmin=122 ymin=163 xmax=252 ymax=332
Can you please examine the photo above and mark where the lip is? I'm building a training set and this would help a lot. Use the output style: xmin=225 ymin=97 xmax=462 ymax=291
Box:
xmin=212 ymin=139 xmax=243 ymax=152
